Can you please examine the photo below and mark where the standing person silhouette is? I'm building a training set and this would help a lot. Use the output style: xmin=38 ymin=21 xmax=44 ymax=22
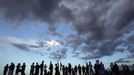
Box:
xmin=125 ymin=64 xmax=129 ymax=72
xmin=44 ymin=64 xmax=47 ymax=75
xmin=100 ymin=62 xmax=105 ymax=75
xmin=122 ymin=64 xmax=126 ymax=75
xmin=72 ymin=68 xmax=75 ymax=75
xmin=60 ymin=62 xmax=62 ymax=71
xmin=68 ymin=63 xmax=72 ymax=75
xmin=86 ymin=63 xmax=89 ymax=75
xmin=30 ymin=63 xmax=35 ymax=75
xmin=78 ymin=64 xmax=81 ymax=75
xmin=122 ymin=64 xmax=129 ymax=75
xmin=62 ymin=65 xmax=65 ymax=75
xmin=94 ymin=60 xmax=100 ymax=75
xmin=82 ymin=65 xmax=85 ymax=75
xmin=89 ymin=62 xmax=93 ymax=75
xmin=49 ymin=61 xmax=53 ymax=75
xmin=3 ymin=64 xmax=9 ymax=75
xmin=21 ymin=63 xmax=26 ymax=75
xmin=35 ymin=63 xmax=40 ymax=75
xmin=113 ymin=63 xmax=119 ymax=75
xmin=55 ymin=64 xmax=60 ymax=75
xmin=40 ymin=61 xmax=44 ymax=75
xmin=65 ymin=66 xmax=68 ymax=75
xmin=110 ymin=63 xmax=114 ymax=75
xmin=15 ymin=63 xmax=21 ymax=75
xmin=132 ymin=64 xmax=134 ymax=72
xmin=8 ymin=62 xmax=15 ymax=75
xmin=74 ymin=65 xmax=77 ymax=75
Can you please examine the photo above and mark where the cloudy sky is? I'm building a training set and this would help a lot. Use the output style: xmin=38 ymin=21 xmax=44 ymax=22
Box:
xmin=0 ymin=0 xmax=134 ymax=74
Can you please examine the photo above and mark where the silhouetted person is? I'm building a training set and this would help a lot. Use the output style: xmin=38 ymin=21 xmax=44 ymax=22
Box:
xmin=3 ymin=64 xmax=9 ymax=75
xmin=133 ymin=64 xmax=134 ymax=72
xmin=21 ymin=63 xmax=26 ymax=75
xmin=78 ymin=64 xmax=81 ymax=75
xmin=85 ymin=63 xmax=89 ymax=75
xmin=49 ymin=61 xmax=53 ymax=75
xmin=55 ymin=64 xmax=60 ymax=75
xmin=113 ymin=63 xmax=119 ymax=75
xmin=110 ymin=63 xmax=114 ymax=75
xmin=62 ymin=65 xmax=65 ymax=75
xmin=30 ymin=63 xmax=35 ymax=75
xmin=89 ymin=62 xmax=94 ymax=75
xmin=8 ymin=62 xmax=15 ymax=75
xmin=15 ymin=63 xmax=21 ymax=75
xmin=122 ymin=64 xmax=126 ymax=75
xmin=65 ymin=66 xmax=68 ymax=75
xmin=60 ymin=62 xmax=62 ymax=71
xmin=68 ymin=63 xmax=72 ymax=75
xmin=35 ymin=63 xmax=40 ymax=75
xmin=100 ymin=62 xmax=105 ymax=75
xmin=82 ymin=65 xmax=85 ymax=75
xmin=122 ymin=64 xmax=129 ymax=75
xmin=72 ymin=68 xmax=75 ymax=75
xmin=40 ymin=61 xmax=44 ymax=75
xmin=74 ymin=65 xmax=77 ymax=75
xmin=125 ymin=64 xmax=129 ymax=72
xmin=44 ymin=64 xmax=47 ymax=75
xmin=94 ymin=60 xmax=100 ymax=75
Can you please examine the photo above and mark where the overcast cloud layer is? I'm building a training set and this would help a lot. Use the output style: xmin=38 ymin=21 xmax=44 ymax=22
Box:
xmin=0 ymin=0 xmax=134 ymax=61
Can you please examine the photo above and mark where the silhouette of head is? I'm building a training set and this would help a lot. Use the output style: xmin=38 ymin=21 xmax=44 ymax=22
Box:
xmin=18 ymin=63 xmax=20 ymax=66
xmin=89 ymin=62 xmax=91 ymax=64
xmin=36 ymin=63 xmax=38 ymax=65
xmin=96 ymin=60 xmax=99 ymax=62
xmin=11 ymin=62 xmax=13 ymax=64
xmin=23 ymin=63 xmax=25 ymax=65
xmin=6 ymin=64 xmax=8 ymax=66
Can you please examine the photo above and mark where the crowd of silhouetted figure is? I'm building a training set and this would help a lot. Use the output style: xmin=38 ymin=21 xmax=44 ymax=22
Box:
xmin=3 ymin=60 xmax=134 ymax=75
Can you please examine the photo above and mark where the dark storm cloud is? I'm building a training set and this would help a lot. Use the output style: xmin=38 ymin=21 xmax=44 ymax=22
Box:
xmin=47 ymin=28 xmax=64 ymax=37
xmin=80 ymin=40 xmax=123 ymax=60
xmin=116 ymin=58 xmax=131 ymax=63
xmin=62 ymin=0 xmax=134 ymax=60
xmin=0 ymin=0 xmax=65 ymax=36
xmin=127 ymin=35 xmax=134 ymax=41
xmin=1 ymin=0 xmax=134 ymax=60
xmin=0 ymin=0 xmax=61 ymax=24
xmin=49 ymin=48 xmax=67 ymax=61
xmin=122 ymin=32 xmax=134 ymax=57
xmin=65 ymin=0 xmax=134 ymax=40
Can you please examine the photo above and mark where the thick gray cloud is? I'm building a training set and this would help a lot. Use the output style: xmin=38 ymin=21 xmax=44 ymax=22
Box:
xmin=1 ymin=0 xmax=134 ymax=60
xmin=0 ymin=0 xmax=61 ymax=22
xmin=62 ymin=0 xmax=134 ymax=60
xmin=63 ymin=0 xmax=134 ymax=40
xmin=116 ymin=58 xmax=131 ymax=63
xmin=49 ymin=48 xmax=68 ymax=61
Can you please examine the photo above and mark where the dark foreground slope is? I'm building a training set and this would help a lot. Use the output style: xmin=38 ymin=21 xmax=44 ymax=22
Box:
xmin=119 ymin=71 xmax=134 ymax=75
